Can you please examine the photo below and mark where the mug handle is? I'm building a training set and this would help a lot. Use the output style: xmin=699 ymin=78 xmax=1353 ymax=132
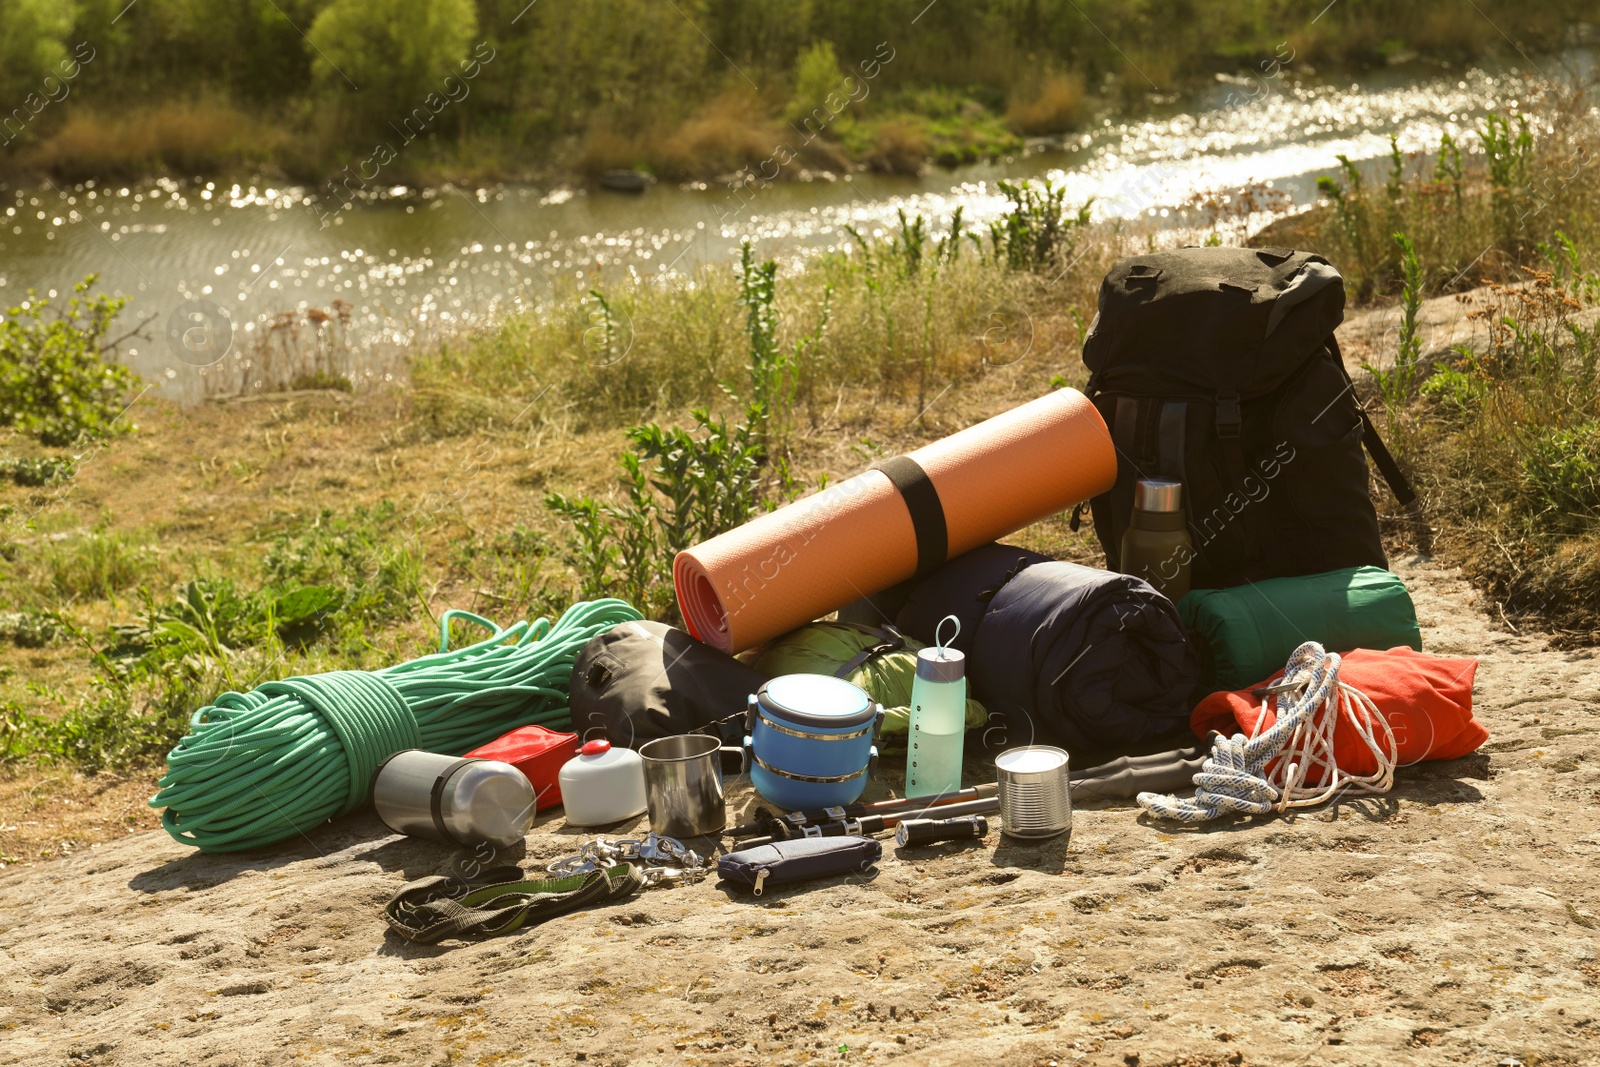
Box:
xmin=719 ymin=745 xmax=748 ymax=776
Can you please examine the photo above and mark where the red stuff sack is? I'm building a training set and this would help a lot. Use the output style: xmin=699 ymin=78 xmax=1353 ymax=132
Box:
xmin=1191 ymin=646 xmax=1488 ymax=779
xmin=464 ymin=725 xmax=579 ymax=811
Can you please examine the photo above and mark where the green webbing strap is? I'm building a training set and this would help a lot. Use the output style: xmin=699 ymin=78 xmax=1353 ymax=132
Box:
xmin=257 ymin=671 xmax=419 ymax=815
xmin=383 ymin=863 xmax=647 ymax=943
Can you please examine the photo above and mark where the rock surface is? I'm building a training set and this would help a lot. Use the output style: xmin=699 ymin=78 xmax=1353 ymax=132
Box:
xmin=2 ymin=557 xmax=1598 ymax=1066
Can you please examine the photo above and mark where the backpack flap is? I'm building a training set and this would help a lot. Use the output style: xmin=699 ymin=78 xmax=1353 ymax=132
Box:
xmin=1082 ymin=246 xmax=1345 ymax=398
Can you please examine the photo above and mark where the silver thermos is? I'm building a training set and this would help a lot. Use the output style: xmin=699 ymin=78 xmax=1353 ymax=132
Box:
xmin=372 ymin=749 xmax=536 ymax=848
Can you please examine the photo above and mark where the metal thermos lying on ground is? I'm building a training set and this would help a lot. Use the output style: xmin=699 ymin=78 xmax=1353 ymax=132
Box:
xmin=373 ymin=750 xmax=536 ymax=849
xmin=1119 ymin=478 xmax=1192 ymax=602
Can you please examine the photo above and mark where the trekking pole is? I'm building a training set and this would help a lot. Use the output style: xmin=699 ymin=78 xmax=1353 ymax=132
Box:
xmin=732 ymin=797 xmax=1001 ymax=848
xmin=725 ymin=783 xmax=998 ymax=839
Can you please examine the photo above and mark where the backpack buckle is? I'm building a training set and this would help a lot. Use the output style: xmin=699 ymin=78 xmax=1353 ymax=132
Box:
xmin=1215 ymin=394 xmax=1242 ymax=439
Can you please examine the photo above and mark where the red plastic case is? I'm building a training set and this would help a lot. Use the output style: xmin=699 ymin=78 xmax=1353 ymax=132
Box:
xmin=463 ymin=725 xmax=580 ymax=811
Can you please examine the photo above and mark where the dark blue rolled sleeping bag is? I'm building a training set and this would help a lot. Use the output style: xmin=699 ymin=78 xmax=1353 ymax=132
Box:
xmin=894 ymin=544 xmax=1198 ymax=755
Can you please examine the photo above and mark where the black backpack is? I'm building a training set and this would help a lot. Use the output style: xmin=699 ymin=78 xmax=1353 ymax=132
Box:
xmin=1077 ymin=246 xmax=1413 ymax=590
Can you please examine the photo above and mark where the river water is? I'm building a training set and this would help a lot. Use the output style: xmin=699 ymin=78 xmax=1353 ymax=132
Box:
xmin=0 ymin=58 xmax=1558 ymax=399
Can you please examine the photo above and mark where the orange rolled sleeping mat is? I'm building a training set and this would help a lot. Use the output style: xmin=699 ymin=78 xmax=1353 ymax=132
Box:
xmin=674 ymin=388 xmax=1118 ymax=654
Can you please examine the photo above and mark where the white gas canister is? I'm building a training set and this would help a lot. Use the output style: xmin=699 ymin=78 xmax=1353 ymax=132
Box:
xmin=558 ymin=739 xmax=648 ymax=827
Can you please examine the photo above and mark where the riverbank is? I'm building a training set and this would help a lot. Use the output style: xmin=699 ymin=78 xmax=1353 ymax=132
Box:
xmin=1 ymin=1 xmax=1593 ymax=188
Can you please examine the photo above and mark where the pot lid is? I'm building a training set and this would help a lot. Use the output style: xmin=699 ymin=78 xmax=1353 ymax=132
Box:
xmin=758 ymin=674 xmax=875 ymax=730
xmin=563 ymin=738 xmax=642 ymax=776
xmin=995 ymin=746 xmax=1069 ymax=773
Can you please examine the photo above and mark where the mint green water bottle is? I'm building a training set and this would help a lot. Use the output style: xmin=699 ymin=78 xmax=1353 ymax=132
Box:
xmin=907 ymin=616 xmax=967 ymax=797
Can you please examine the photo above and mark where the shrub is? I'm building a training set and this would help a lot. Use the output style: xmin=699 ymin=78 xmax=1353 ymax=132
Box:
xmin=543 ymin=245 xmax=815 ymax=614
xmin=0 ymin=276 xmax=141 ymax=446
xmin=867 ymin=120 xmax=926 ymax=175
xmin=787 ymin=41 xmax=846 ymax=125
xmin=1401 ymin=261 xmax=1600 ymax=638
xmin=306 ymin=0 xmax=479 ymax=135
xmin=24 ymin=101 xmax=289 ymax=181
xmin=42 ymin=527 xmax=157 ymax=601
xmin=1522 ymin=422 xmax=1600 ymax=526
xmin=1006 ymin=72 xmax=1085 ymax=136
xmin=0 ymin=686 xmax=195 ymax=773
xmin=546 ymin=410 xmax=769 ymax=617
xmin=986 ymin=178 xmax=1093 ymax=272
xmin=0 ymin=0 xmax=72 ymax=114
xmin=0 ymin=455 xmax=74 ymax=486
xmin=1364 ymin=233 xmax=1425 ymax=418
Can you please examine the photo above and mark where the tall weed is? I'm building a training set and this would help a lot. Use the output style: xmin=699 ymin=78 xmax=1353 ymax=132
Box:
xmin=1364 ymin=233 xmax=1425 ymax=419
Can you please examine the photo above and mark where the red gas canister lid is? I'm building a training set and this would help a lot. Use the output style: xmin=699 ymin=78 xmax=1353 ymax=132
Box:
xmin=581 ymin=739 xmax=611 ymax=756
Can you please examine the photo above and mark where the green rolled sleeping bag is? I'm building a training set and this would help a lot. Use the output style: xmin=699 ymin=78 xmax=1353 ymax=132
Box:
xmin=1179 ymin=565 xmax=1422 ymax=693
xmin=753 ymin=621 xmax=987 ymax=739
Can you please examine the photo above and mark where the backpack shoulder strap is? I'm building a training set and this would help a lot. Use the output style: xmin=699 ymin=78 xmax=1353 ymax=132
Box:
xmin=1330 ymin=338 xmax=1416 ymax=506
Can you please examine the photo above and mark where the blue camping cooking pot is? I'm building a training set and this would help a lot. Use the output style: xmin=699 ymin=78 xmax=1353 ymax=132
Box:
xmin=745 ymin=674 xmax=883 ymax=811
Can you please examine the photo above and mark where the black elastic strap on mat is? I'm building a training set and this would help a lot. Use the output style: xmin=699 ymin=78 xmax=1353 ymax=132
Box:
xmin=875 ymin=456 xmax=949 ymax=578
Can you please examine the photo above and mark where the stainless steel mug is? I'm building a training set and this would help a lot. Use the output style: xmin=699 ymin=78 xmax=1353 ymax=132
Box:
xmin=638 ymin=733 xmax=746 ymax=837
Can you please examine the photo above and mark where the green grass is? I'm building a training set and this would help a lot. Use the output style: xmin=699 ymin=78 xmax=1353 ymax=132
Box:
xmin=40 ymin=527 xmax=158 ymax=602
xmin=1283 ymin=89 xmax=1600 ymax=638
xmin=1396 ymin=268 xmax=1600 ymax=640
xmin=0 ymin=497 xmax=435 ymax=770
xmin=411 ymin=203 xmax=1105 ymax=435
xmin=1303 ymin=94 xmax=1600 ymax=301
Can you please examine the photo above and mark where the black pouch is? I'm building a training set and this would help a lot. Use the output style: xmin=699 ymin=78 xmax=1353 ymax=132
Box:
xmin=717 ymin=836 xmax=882 ymax=895
xmin=570 ymin=620 xmax=768 ymax=748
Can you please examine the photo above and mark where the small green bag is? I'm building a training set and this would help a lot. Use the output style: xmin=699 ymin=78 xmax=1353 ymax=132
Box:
xmin=1178 ymin=565 xmax=1422 ymax=694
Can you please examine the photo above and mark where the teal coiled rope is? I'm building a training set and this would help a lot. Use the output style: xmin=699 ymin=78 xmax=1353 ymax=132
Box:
xmin=150 ymin=598 xmax=642 ymax=853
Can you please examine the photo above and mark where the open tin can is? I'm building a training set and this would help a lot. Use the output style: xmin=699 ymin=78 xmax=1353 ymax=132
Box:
xmin=995 ymin=745 xmax=1072 ymax=840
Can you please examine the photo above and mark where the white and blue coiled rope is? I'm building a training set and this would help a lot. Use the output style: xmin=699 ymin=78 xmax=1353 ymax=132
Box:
xmin=1137 ymin=641 xmax=1398 ymax=823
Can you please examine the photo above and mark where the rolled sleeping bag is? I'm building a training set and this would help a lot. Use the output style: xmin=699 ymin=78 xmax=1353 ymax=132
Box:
xmin=752 ymin=621 xmax=988 ymax=738
xmin=894 ymin=543 xmax=1052 ymax=652
xmin=673 ymin=388 xmax=1116 ymax=654
xmin=569 ymin=620 xmax=768 ymax=748
xmin=897 ymin=544 xmax=1198 ymax=757
xmin=1178 ymin=565 xmax=1422 ymax=693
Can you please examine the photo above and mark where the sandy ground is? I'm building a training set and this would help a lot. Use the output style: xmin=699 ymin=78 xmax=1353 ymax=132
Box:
xmin=1 ymin=554 xmax=1598 ymax=1066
